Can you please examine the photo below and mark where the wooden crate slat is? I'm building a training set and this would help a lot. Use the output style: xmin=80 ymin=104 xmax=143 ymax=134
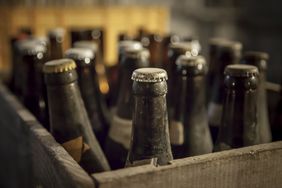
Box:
xmin=93 ymin=141 xmax=282 ymax=188
xmin=0 ymin=83 xmax=95 ymax=188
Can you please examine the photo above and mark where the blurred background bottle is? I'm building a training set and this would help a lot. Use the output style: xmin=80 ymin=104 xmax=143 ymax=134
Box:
xmin=47 ymin=28 xmax=65 ymax=60
xmin=65 ymin=48 xmax=110 ymax=146
xmin=19 ymin=40 xmax=49 ymax=128
xmin=104 ymin=44 xmax=149 ymax=169
xmin=208 ymin=40 xmax=242 ymax=143
xmin=214 ymin=64 xmax=259 ymax=151
xmin=241 ymin=51 xmax=272 ymax=143
xmin=170 ymin=55 xmax=212 ymax=158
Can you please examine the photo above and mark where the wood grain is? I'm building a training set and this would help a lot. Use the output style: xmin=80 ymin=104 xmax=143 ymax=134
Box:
xmin=0 ymin=6 xmax=169 ymax=72
xmin=93 ymin=141 xmax=282 ymax=188
xmin=0 ymin=83 xmax=95 ymax=188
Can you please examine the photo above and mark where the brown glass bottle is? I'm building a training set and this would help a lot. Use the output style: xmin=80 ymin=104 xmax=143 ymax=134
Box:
xmin=208 ymin=40 xmax=242 ymax=143
xmin=207 ymin=38 xmax=228 ymax=91
xmin=126 ymin=68 xmax=173 ymax=166
xmin=19 ymin=40 xmax=48 ymax=127
xmin=214 ymin=64 xmax=259 ymax=151
xmin=147 ymin=34 xmax=163 ymax=67
xmin=161 ymin=34 xmax=180 ymax=71
xmin=104 ymin=46 xmax=149 ymax=169
xmin=110 ymin=41 xmax=143 ymax=107
xmin=241 ymin=51 xmax=272 ymax=143
xmin=170 ymin=55 xmax=213 ymax=158
xmin=65 ymin=48 xmax=110 ymax=145
xmin=167 ymin=42 xmax=196 ymax=119
xmin=48 ymin=28 xmax=65 ymax=60
xmin=43 ymin=59 xmax=110 ymax=173
xmin=74 ymin=40 xmax=110 ymax=97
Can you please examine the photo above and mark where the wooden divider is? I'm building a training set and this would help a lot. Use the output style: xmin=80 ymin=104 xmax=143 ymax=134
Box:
xmin=0 ymin=6 xmax=169 ymax=73
xmin=0 ymin=82 xmax=95 ymax=188
xmin=93 ymin=141 xmax=282 ymax=188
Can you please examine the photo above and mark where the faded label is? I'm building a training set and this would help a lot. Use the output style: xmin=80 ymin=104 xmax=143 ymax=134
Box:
xmin=208 ymin=102 xmax=223 ymax=127
xmin=109 ymin=115 xmax=132 ymax=149
xmin=169 ymin=120 xmax=184 ymax=145
xmin=62 ymin=136 xmax=83 ymax=162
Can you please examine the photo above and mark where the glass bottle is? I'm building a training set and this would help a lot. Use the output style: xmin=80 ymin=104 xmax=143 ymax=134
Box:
xmin=110 ymin=41 xmax=143 ymax=107
xmin=241 ymin=51 xmax=272 ymax=143
xmin=19 ymin=40 xmax=48 ymax=127
xmin=104 ymin=45 xmax=149 ymax=169
xmin=48 ymin=28 xmax=65 ymax=60
xmin=214 ymin=64 xmax=259 ymax=151
xmin=147 ymin=34 xmax=163 ymax=67
xmin=65 ymin=48 xmax=110 ymax=145
xmin=170 ymin=55 xmax=213 ymax=158
xmin=208 ymin=40 xmax=242 ymax=143
xmin=167 ymin=42 xmax=196 ymax=119
xmin=126 ymin=68 xmax=173 ymax=166
xmin=74 ymin=40 xmax=110 ymax=97
xmin=43 ymin=59 xmax=110 ymax=173
xmin=161 ymin=34 xmax=180 ymax=71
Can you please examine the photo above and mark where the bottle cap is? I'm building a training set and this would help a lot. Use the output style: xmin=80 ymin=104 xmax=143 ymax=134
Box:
xmin=209 ymin=38 xmax=242 ymax=50
xmin=18 ymin=40 xmax=46 ymax=55
xmin=224 ymin=64 xmax=258 ymax=77
xmin=48 ymin=28 xmax=65 ymax=38
xmin=73 ymin=41 xmax=98 ymax=52
xmin=176 ymin=55 xmax=207 ymax=76
xmin=169 ymin=41 xmax=199 ymax=56
xmin=131 ymin=68 xmax=168 ymax=83
xmin=119 ymin=40 xmax=143 ymax=52
xmin=43 ymin=58 xmax=76 ymax=74
xmin=65 ymin=48 xmax=94 ymax=62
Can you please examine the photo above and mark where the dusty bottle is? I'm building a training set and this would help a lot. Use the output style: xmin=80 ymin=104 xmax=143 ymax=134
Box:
xmin=167 ymin=42 xmax=196 ymax=119
xmin=65 ymin=48 xmax=110 ymax=145
xmin=241 ymin=51 xmax=272 ymax=143
xmin=208 ymin=40 xmax=242 ymax=143
xmin=43 ymin=59 xmax=110 ymax=173
xmin=104 ymin=45 xmax=149 ymax=169
xmin=214 ymin=64 xmax=259 ymax=151
xmin=126 ymin=68 xmax=173 ymax=166
xmin=170 ymin=55 xmax=213 ymax=158
xmin=110 ymin=41 xmax=143 ymax=107
xmin=19 ymin=40 xmax=48 ymax=127
xmin=48 ymin=28 xmax=65 ymax=60
xmin=74 ymin=40 xmax=110 ymax=97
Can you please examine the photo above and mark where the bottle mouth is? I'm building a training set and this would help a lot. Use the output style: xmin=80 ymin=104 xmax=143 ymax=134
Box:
xmin=65 ymin=48 xmax=94 ymax=63
xmin=73 ymin=41 xmax=98 ymax=52
xmin=131 ymin=68 xmax=168 ymax=83
xmin=224 ymin=64 xmax=258 ymax=77
xmin=43 ymin=58 xmax=76 ymax=74
xmin=176 ymin=55 xmax=207 ymax=76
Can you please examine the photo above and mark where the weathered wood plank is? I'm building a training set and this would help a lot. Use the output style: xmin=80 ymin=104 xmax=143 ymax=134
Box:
xmin=93 ymin=141 xmax=282 ymax=188
xmin=0 ymin=83 xmax=95 ymax=188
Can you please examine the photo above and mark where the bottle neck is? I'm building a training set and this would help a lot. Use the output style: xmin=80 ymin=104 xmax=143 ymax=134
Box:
xmin=116 ymin=57 xmax=148 ymax=119
xmin=49 ymin=38 xmax=63 ymax=59
xmin=174 ymin=75 xmax=206 ymax=122
xmin=128 ymin=82 xmax=172 ymax=165
xmin=211 ymin=54 xmax=240 ymax=104
xmin=217 ymin=76 xmax=258 ymax=149
xmin=22 ymin=53 xmax=45 ymax=98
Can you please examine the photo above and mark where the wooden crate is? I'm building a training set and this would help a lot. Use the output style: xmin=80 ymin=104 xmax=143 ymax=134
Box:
xmin=0 ymin=82 xmax=282 ymax=188
xmin=0 ymin=6 xmax=169 ymax=73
